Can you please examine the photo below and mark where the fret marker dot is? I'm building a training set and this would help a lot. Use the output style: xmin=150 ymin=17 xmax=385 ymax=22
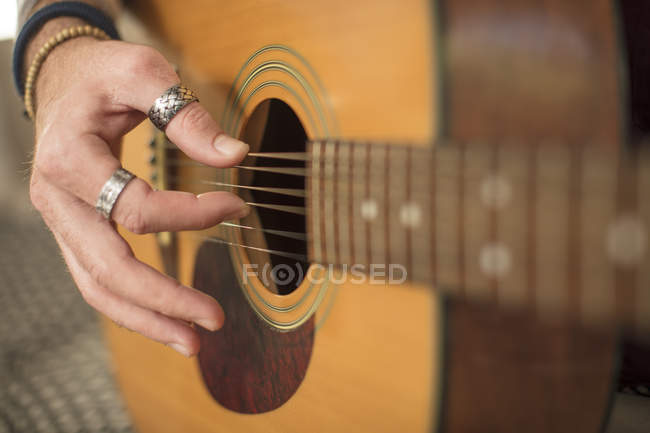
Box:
xmin=399 ymin=203 xmax=422 ymax=228
xmin=360 ymin=200 xmax=378 ymax=221
xmin=606 ymin=215 xmax=647 ymax=267
xmin=479 ymin=243 xmax=512 ymax=278
xmin=480 ymin=174 xmax=512 ymax=209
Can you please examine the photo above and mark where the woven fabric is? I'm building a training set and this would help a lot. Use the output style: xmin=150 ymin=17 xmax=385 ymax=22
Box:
xmin=0 ymin=210 xmax=133 ymax=433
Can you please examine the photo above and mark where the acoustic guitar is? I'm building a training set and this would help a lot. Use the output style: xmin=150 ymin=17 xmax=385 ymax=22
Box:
xmin=106 ymin=0 xmax=650 ymax=432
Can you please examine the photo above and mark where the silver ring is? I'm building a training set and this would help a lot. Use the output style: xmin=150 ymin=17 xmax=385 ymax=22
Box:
xmin=95 ymin=168 xmax=135 ymax=220
xmin=147 ymin=83 xmax=199 ymax=130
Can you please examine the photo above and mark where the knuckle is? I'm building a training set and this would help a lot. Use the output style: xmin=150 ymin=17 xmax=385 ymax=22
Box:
xmin=125 ymin=45 xmax=177 ymax=82
xmin=119 ymin=181 xmax=153 ymax=234
xmin=121 ymin=182 xmax=153 ymax=235
xmin=122 ymin=208 xmax=149 ymax=234
xmin=34 ymin=140 xmax=68 ymax=181
xmin=125 ymin=45 xmax=159 ymax=70
xmin=88 ymin=243 xmax=132 ymax=289
xmin=87 ymin=260 xmax=113 ymax=289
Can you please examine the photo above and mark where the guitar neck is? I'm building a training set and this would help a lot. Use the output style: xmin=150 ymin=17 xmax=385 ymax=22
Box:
xmin=307 ymin=139 xmax=650 ymax=335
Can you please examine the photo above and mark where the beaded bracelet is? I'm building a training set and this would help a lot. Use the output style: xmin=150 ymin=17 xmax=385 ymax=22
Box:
xmin=24 ymin=25 xmax=110 ymax=120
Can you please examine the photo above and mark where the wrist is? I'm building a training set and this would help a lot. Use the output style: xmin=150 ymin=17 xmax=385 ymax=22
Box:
xmin=22 ymin=16 xmax=87 ymax=81
xmin=32 ymin=35 xmax=102 ymax=120
xmin=12 ymin=1 xmax=121 ymax=98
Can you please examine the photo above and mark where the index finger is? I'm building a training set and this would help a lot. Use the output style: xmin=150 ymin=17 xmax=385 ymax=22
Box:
xmin=113 ymin=45 xmax=249 ymax=167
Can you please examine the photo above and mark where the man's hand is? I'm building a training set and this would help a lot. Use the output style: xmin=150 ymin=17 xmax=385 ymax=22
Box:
xmin=28 ymin=37 xmax=250 ymax=357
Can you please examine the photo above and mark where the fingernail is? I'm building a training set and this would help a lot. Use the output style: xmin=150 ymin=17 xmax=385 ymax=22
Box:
xmin=169 ymin=343 xmax=192 ymax=357
xmin=195 ymin=318 xmax=220 ymax=331
xmin=224 ymin=204 xmax=251 ymax=220
xmin=214 ymin=134 xmax=249 ymax=157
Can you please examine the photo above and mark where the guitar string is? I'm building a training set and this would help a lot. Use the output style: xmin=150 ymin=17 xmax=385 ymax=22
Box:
xmin=164 ymin=161 xmax=309 ymax=176
xmin=168 ymin=182 xmax=650 ymax=267
xmin=172 ymin=189 xmax=638 ymax=258
xmin=245 ymin=202 xmax=306 ymax=215
xmin=159 ymin=167 xmax=616 ymax=195
xmin=167 ymin=178 xmax=306 ymax=198
xmin=158 ymin=142 xmax=650 ymax=155
xmin=202 ymin=221 xmax=413 ymax=262
xmin=160 ymin=150 xmax=648 ymax=258
xmin=159 ymin=148 xmax=650 ymax=308
xmin=219 ymin=222 xmax=307 ymax=241
xmin=158 ymin=145 xmax=650 ymax=161
xmin=200 ymin=221 xmax=309 ymax=259
xmin=167 ymin=152 xmax=310 ymax=256
xmin=161 ymin=159 xmax=637 ymax=183
xmin=206 ymin=221 xmax=505 ymax=263
xmin=156 ymin=177 xmax=633 ymax=207
xmin=235 ymin=165 xmax=308 ymax=176
xmin=198 ymin=235 xmax=308 ymax=262
xmin=247 ymin=152 xmax=310 ymax=161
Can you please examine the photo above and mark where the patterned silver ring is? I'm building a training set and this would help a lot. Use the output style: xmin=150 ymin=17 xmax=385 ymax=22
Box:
xmin=95 ymin=168 xmax=135 ymax=220
xmin=147 ymin=84 xmax=199 ymax=130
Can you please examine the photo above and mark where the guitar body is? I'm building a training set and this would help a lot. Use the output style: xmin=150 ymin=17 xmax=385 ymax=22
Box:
xmin=107 ymin=0 xmax=632 ymax=431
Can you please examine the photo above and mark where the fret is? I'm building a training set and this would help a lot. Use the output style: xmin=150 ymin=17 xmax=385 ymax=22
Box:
xmin=526 ymin=146 xmax=538 ymax=311
xmin=368 ymin=145 xmax=388 ymax=266
xmin=580 ymin=149 xmax=616 ymax=325
xmin=384 ymin=145 xmax=392 ymax=268
xmin=337 ymin=142 xmax=352 ymax=266
xmin=637 ymin=148 xmax=650 ymax=335
xmin=496 ymin=147 xmax=528 ymax=310
xmin=535 ymin=144 xmax=570 ymax=320
xmin=463 ymin=143 xmax=492 ymax=302
xmin=457 ymin=143 xmax=466 ymax=291
xmin=568 ymin=145 xmax=583 ymax=318
xmin=614 ymin=153 xmax=639 ymax=323
xmin=434 ymin=144 xmax=461 ymax=295
xmin=323 ymin=140 xmax=337 ymax=264
xmin=405 ymin=147 xmax=413 ymax=274
xmin=388 ymin=146 xmax=408 ymax=270
xmin=308 ymin=140 xmax=323 ymax=263
xmin=411 ymin=147 xmax=433 ymax=285
xmin=352 ymin=142 xmax=368 ymax=266
xmin=347 ymin=142 xmax=356 ymax=265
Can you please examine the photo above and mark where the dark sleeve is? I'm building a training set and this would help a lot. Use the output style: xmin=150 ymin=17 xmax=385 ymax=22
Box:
xmin=15 ymin=0 xmax=123 ymax=33
xmin=16 ymin=0 xmax=41 ymax=28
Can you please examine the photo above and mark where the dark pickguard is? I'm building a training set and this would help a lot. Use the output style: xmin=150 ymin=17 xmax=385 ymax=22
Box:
xmin=194 ymin=241 xmax=314 ymax=414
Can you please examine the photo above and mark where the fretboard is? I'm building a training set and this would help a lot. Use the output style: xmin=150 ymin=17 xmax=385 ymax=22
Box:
xmin=307 ymin=139 xmax=650 ymax=336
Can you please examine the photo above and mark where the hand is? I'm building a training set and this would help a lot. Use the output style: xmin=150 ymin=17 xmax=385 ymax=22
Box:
xmin=28 ymin=36 xmax=250 ymax=357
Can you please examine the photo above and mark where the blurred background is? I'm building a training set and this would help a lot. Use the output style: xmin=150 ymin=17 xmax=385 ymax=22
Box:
xmin=0 ymin=2 xmax=133 ymax=432
xmin=0 ymin=1 xmax=649 ymax=432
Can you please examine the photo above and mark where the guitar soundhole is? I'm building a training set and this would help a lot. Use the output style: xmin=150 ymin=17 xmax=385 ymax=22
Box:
xmin=193 ymin=99 xmax=315 ymax=414
xmin=239 ymin=99 xmax=309 ymax=295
